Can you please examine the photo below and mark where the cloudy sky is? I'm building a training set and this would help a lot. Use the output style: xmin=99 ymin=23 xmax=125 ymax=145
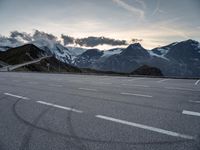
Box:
xmin=0 ymin=0 xmax=200 ymax=49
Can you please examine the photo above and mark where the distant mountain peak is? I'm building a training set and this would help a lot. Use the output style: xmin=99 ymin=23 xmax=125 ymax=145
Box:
xmin=121 ymin=42 xmax=149 ymax=58
xmin=185 ymin=39 xmax=199 ymax=43
xmin=128 ymin=43 xmax=143 ymax=49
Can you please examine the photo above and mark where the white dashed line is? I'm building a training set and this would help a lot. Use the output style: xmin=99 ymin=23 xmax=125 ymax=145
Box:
xmin=97 ymin=82 xmax=112 ymax=85
xmin=12 ymin=80 xmax=20 ymax=82
xmin=188 ymin=100 xmax=200 ymax=104
xmin=157 ymin=79 xmax=169 ymax=83
xmin=122 ymin=84 xmax=149 ymax=88
xmin=165 ymin=87 xmax=199 ymax=92
xmin=4 ymin=92 xmax=29 ymax=100
xmin=96 ymin=115 xmax=194 ymax=140
xmin=28 ymin=81 xmax=38 ymax=85
xmin=195 ymin=80 xmax=200 ymax=85
xmin=127 ymin=78 xmax=143 ymax=82
xmin=78 ymin=88 xmax=97 ymax=91
xmin=37 ymin=101 xmax=83 ymax=113
xmin=182 ymin=110 xmax=200 ymax=117
xmin=48 ymin=84 xmax=63 ymax=87
xmin=120 ymin=92 xmax=152 ymax=98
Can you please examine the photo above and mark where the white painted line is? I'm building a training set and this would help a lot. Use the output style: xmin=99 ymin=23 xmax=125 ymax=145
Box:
xmin=78 ymin=88 xmax=97 ymax=91
xmin=12 ymin=80 xmax=20 ymax=82
xmin=188 ymin=100 xmax=200 ymax=104
xmin=122 ymin=84 xmax=149 ymax=88
xmin=182 ymin=110 xmax=200 ymax=117
xmin=48 ymin=84 xmax=63 ymax=87
xmin=97 ymin=82 xmax=112 ymax=85
xmin=158 ymin=79 xmax=169 ymax=83
xmin=96 ymin=115 xmax=194 ymax=140
xmin=127 ymin=78 xmax=143 ymax=82
xmin=28 ymin=81 xmax=38 ymax=85
xmin=4 ymin=92 xmax=29 ymax=100
xmin=195 ymin=80 xmax=200 ymax=85
xmin=165 ymin=87 xmax=199 ymax=92
xmin=121 ymin=92 xmax=152 ymax=98
xmin=133 ymin=85 xmax=149 ymax=88
xmin=37 ymin=101 xmax=83 ymax=113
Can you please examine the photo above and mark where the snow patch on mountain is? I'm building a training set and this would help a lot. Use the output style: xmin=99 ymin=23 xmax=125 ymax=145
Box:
xmin=156 ymin=48 xmax=170 ymax=56
xmin=102 ymin=48 xmax=123 ymax=57
xmin=67 ymin=46 xmax=87 ymax=56
xmin=148 ymin=51 xmax=169 ymax=61
xmin=171 ymin=42 xmax=178 ymax=46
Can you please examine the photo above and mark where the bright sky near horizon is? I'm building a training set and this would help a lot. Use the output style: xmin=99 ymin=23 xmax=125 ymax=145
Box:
xmin=0 ymin=0 xmax=200 ymax=49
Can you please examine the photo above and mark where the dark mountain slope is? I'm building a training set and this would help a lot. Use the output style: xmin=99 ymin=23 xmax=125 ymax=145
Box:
xmin=74 ymin=49 xmax=103 ymax=68
xmin=131 ymin=65 xmax=163 ymax=76
xmin=0 ymin=44 xmax=47 ymax=65
xmin=98 ymin=43 xmax=150 ymax=72
xmin=16 ymin=57 xmax=81 ymax=73
xmin=0 ymin=44 xmax=81 ymax=73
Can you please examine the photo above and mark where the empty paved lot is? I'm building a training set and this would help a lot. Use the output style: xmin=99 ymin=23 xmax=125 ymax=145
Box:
xmin=0 ymin=72 xmax=200 ymax=150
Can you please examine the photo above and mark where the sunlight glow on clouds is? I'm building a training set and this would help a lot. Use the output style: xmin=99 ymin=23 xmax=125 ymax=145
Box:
xmin=0 ymin=0 xmax=199 ymax=49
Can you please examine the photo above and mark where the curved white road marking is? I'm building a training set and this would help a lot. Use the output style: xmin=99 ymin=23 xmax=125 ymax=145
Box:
xmin=96 ymin=115 xmax=194 ymax=140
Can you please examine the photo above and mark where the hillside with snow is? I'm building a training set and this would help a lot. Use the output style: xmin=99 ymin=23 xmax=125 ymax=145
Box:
xmin=1 ymin=31 xmax=200 ymax=77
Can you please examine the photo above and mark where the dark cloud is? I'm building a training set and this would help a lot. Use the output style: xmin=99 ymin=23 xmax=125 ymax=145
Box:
xmin=131 ymin=38 xmax=143 ymax=43
xmin=8 ymin=30 xmax=136 ymax=48
xmin=75 ymin=36 xmax=127 ymax=47
xmin=61 ymin=34 xmax=74 ymax=45
xmin=0 ymin=35 xmax=23 ymax=48
xmin=32 ymin=30 xmax=57 ymax=41
xmin=10 ymin=31 xmax=32 ymax=41
xmin=61 ymin=36 xmax=128 ymax=47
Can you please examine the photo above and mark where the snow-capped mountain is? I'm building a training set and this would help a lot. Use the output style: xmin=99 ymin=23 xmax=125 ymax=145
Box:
xmin=73 ymin=47 xmax=125 ymax=69
xmin=102 ymin=48 xmax=124 ymax=57
xmin=0 ymin=44 xmax=82 ymax=72
xmin=1 ymin=34 xmax=200 ymax=77
xmin=72 ymin=40 xmax=200 ymax=77
xmin=73 ymin=49 xmax=103 ymax=68
xmin=0 ymin=34 xmax=87 ymax=64
xmin=31 ymin=39 xmax=74 ymax=64
xmin=66 ymin=46 xmax=87 ymax=56
xmin=73 ymin=43 xmax=150 ymax=72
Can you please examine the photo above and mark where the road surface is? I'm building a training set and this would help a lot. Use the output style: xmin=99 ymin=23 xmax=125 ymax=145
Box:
xmin=0 ymin=72 xmax=199 ymax=150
